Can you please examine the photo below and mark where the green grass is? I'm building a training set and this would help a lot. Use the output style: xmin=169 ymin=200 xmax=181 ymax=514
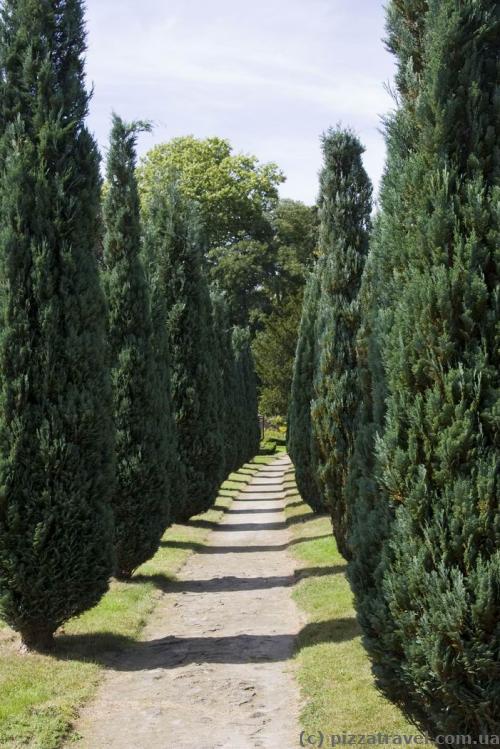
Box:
xmin=251 ymin=454 xmax=279 ymax=466
xmin=286 ymin=480 xmax=422 ymax=738
xmin=0 ymin=462 xmax=259 ymax=749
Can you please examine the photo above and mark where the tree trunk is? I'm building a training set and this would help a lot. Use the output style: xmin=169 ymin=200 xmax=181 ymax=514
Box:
xmin=20 ymin=626 xmax=55 ymax=653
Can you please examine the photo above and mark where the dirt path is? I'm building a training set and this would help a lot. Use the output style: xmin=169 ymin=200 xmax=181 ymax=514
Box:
xmin=73 ymin=454 xmax=303 ymax=749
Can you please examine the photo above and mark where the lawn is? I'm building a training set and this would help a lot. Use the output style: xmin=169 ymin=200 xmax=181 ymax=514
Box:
xmin=0 ymin=465 xmax=255 ymax=749
xmin=285 ymin=474 xmax=424 ymax=739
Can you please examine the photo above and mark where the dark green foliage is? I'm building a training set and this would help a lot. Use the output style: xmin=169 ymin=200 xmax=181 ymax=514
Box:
xmin=211 ymin=291 xmax=261 ymax=473
xmin=232 ymin=327 xmax=260 ymax=465
xmin=103 ymin=115 xmax=174 ymax=579
xmin=146 ymin=187 xmax=224 ymax=521
xmin=209 ymin=199 xmax=319 ymax=334
xmin=211 ymin=289 xmax=240 ymax=476
xmin=287 ymin=264 xmax=323 ymax=513
xmin=147 ymin=238 xmax=187 ymax=523
xmin=252 ymin=200 xmax=318 ymax=416
xmin=350 ymin=0 xmax=500 ymax=736
xmin=347 ymin=0 xmax=432 ymax=695
xmin=253 ymin=292 xmax=304 ymax=419
xmin=264 ymin=199 xmax=319 ymax=307
xmin=211 ymin=289 xmax=250 ymax=476
xmin=310 ymin=129 xmax=372 ymax=558
xmin=0 ymin=0 xmax=114 ymax=649
xmin=347 ymin=0 xmax=430 ymax=637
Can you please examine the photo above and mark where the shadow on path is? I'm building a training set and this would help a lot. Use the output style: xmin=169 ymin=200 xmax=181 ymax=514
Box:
xmin=55 ymin=618 xmax=358 ymax=670
xmin=187 ymin=520 xmax=288 ymax=532
xmin=226 ymin=507 xmax=284 ymax=515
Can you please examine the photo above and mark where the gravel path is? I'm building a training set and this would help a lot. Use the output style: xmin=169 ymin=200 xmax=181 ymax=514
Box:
xmin=73 ymin=454 xmax=303 ymax=749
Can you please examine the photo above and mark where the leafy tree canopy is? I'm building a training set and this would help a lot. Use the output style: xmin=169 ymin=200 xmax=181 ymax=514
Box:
xmin=138 ymin=136 xmax=320 ymax=332
xmin=252 ymin=199 xmax=318 ymax=414
xmin=138 ymin=135 xmax=284 ymax=248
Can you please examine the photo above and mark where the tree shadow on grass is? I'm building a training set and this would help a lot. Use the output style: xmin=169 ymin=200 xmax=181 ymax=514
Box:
xmin=55 ymin=618 xmax=358 ymax=670
xmin=295 ymin=565 xmax=345 ymax=580
xmin=128 ymin=565 xmax=344 ymax=595
xmin=286 ymin=500 xmax=305 ymax=509
xmin=286 ymin=512 xmax=316 ymax=525
xmin=295 ymin=617 xmax=360 ymax=653
xmin=159 ymin=534 xmax=334 ymax=554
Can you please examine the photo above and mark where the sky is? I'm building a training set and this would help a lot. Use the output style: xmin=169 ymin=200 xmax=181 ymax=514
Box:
xmin=85 ymin=0 xmax=396 ymax=206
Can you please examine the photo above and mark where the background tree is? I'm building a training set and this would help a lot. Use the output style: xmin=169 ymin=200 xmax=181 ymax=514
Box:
xmin=0 ymin=0 xmax=114 ymax=649
xmin=263 ymin=199 xmax=318 ymax=305
xmin=103 ymin=114 xmax=174 ymax=579
xmin=146 ymin=185 xmax=225 ymax=521
xmin=138 ymin=136 xmax=284 ymax=328
xmin=138 ymin=136 xmax=283 ymax=248
xmin=287 ymin=262 xmax=323 ymax=513
xmin=350 ymin=0 xmax=500 ymax=736
xmin=253 ymin=293 xmax=303 ymax=418
xmin=310 ymin=129 xmax=372 ymax=560
xmin=253 ymin=199 xmax=318 ymax=416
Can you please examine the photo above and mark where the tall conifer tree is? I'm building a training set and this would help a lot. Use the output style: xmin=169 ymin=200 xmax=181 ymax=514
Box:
xmin=310 ymin=129 xmax=372 ymax=559
xmin=347 ymin=0 xmax=431 ymax=675
xmin=146 ymin=187 xmax=224 ymax=521
xmin=288 ymin=262 xmax=323 ymax=513
xmin=351 ymin=0 xmax=500 ymax=735
xmin=211 ymin=289 xmax=239 ymax=476
xmin=103 ymin=115 xmax=173 ymax=579
xmin=0 ymin=0 xmax=114 ymax=649
xmin=146 ymin=248 xmax=187 ymax=522
xmin=233 ymin=327 xmax=260 ymax=465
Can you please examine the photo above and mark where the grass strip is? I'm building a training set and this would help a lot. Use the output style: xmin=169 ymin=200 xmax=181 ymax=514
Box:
xmin=285 ymin=477 xmax=421 ymax=738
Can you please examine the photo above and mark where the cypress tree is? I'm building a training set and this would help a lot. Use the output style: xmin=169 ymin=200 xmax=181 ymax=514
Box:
xmin=352 ymin=0 xmax=500 ymax=735
xmin=287 ymin=262 xmax=324 ymax=513
xmin=147 ymin=247 xmax=187 ymax=524
xmin=310 ymin=129 xmax=372 ymax=559
xmin=0 ymin=0 xmax=114 ymax=649
xmin=146 ymin=186 xmax=224 ymax=521
xmin=347 ymin=0 xmax=431 ymax=679
xmin=233 ymin=327 xmax=260 ymax=464
xmin=211 ymin=289 xmax=239 ymax=476
xmin=103 ymin=114 xmax=173 ymax=579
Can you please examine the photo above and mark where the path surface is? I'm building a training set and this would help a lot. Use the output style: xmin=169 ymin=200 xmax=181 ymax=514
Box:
xmin=73 ymin=454 xmax=303 ymax=749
